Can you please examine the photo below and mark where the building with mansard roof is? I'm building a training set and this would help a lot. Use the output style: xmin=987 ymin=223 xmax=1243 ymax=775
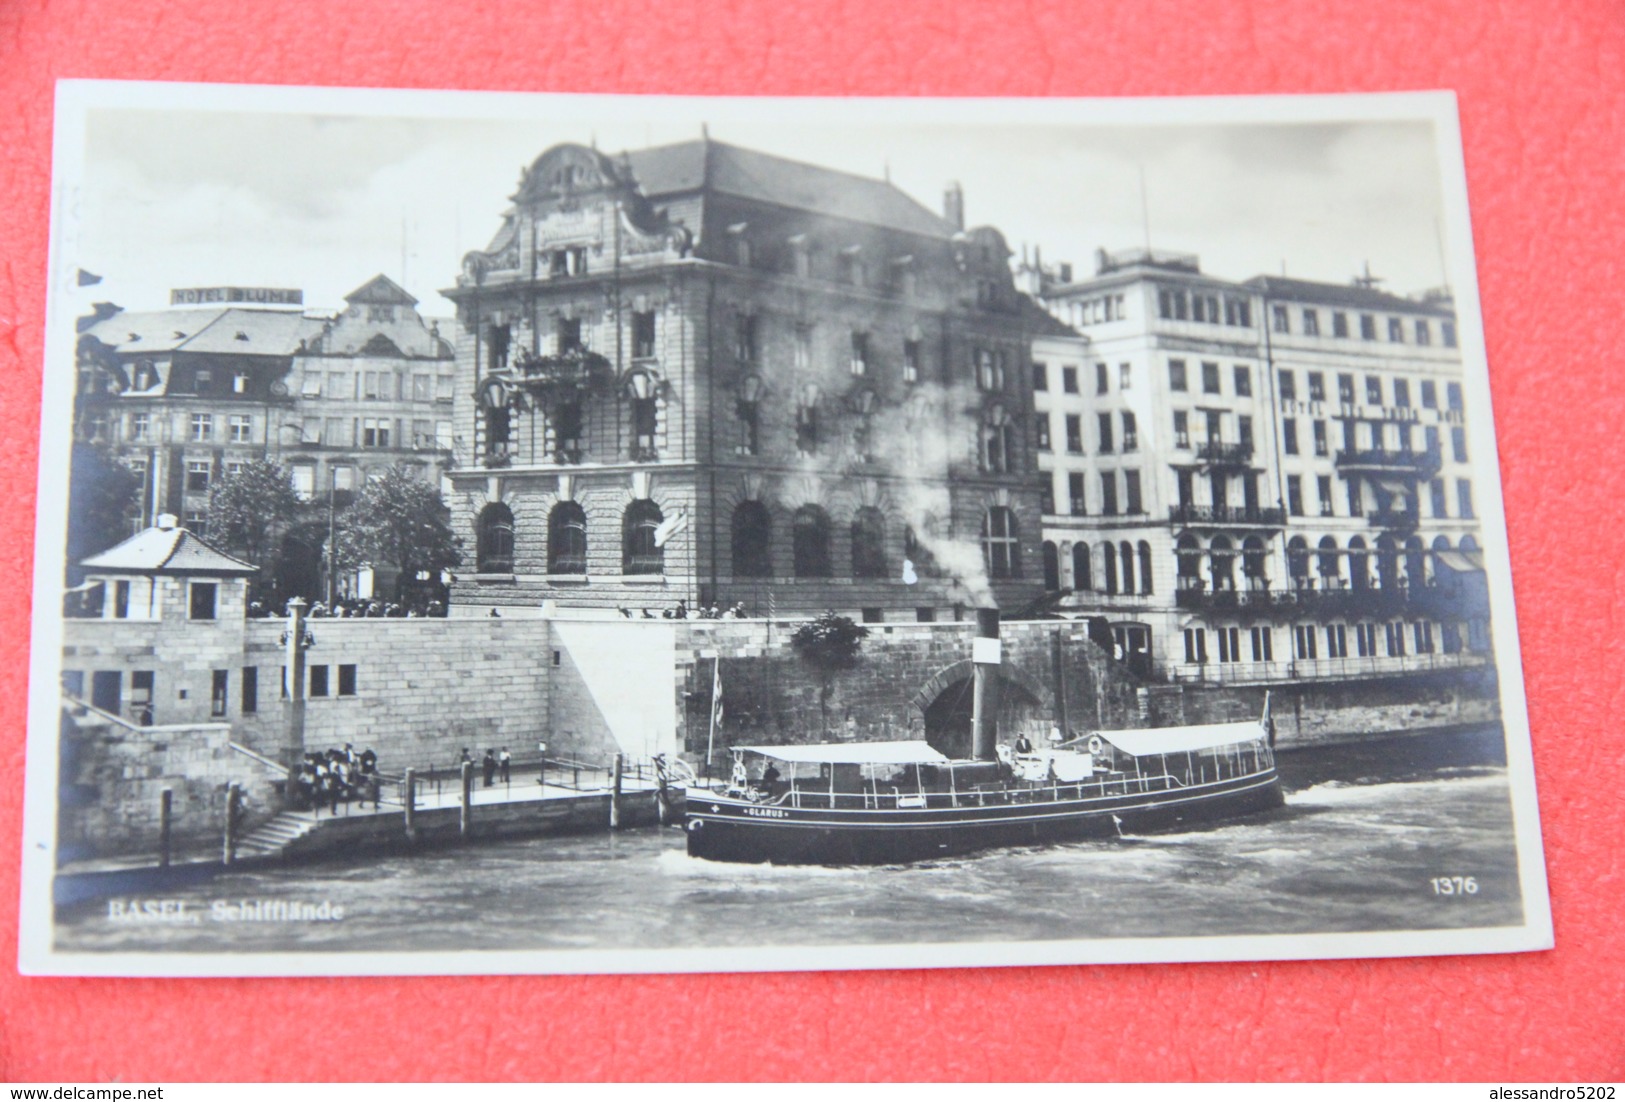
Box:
xmin=1020 ymin=246 xmax=1490 ymax=684
xmin=444 ymin=138 xmax=1051 ymax=620
xmin=73 ymin=276 xmax=457 ymax=603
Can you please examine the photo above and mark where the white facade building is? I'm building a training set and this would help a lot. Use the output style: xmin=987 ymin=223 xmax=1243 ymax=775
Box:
xmin=1025 ymin=248 xmax=1491 ymax=685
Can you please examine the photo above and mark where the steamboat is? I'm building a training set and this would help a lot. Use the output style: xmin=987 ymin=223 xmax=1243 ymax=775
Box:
xmin=682 ymin=609 xmax=1285 ymax=865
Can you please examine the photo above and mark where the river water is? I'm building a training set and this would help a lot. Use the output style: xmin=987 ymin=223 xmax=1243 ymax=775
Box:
xmin=54 ymin=725 xmax=1527 ymax=956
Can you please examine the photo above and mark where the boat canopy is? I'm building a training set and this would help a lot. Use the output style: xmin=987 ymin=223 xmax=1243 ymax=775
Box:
xmin=1095 ymin=720 xmax=1267 ymax=757
xmin=732 ymin=740 xmax=952 ymax=765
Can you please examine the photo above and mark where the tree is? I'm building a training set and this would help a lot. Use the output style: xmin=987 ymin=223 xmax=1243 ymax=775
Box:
xmin=208 ymin=458 xmax=301 ymax=567
xmin=65 ymin=443 xmax=140 ymax=578
xmin=334 ymin=466 xmax=462 ymax=600
xmin=789 ymin=611 xmax=869 ymax=733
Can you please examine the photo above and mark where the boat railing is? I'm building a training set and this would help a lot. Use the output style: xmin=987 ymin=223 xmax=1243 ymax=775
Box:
xmin=765 ymin=752 xmax=1274 ymax=813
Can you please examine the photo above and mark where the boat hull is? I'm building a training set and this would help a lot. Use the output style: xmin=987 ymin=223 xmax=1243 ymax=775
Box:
xmin=684 ymin=771 xmax=1285 ymax=865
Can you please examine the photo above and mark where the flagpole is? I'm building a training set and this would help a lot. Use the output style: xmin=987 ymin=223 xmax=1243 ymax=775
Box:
xmin=706 ymin=656 xmax=721 ymax=780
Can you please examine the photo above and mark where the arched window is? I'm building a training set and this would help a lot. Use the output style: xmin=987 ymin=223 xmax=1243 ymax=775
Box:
xmin=982 ymin=507 xmax=1021 ymax=580
xmin=1242 ymin=535 xmax=1267 ymax=589
xmin=1375 ymin=535 xmax=1400 ymax=590
xmin=1176 ymin=534 xmax=1203 ymax=589
xmin=731 ymin=501 xmax=772 ymax=577
xmin=793 ymin=505 xmax=832 ymax=578
xmin=1119 ymin=541 xmax=1135 ymax=595
xmin=485 ymin=405 xmax=511 ymax=458
xmin=1317 ymin=535 xmax=1341 ymax=584
xmin=623 ymin=500 xmax=664 ymax=575
xmin=1210 ymin=536 xmax=1236 ymax=591
xmin=903 ymin=522 xmax=938 ymax=578
xmin=1432 ymin=535 xmax=1452 ymax=552
xmin=1405 ymin=535 xmax=1427 ymax=585
xmin=1459 ymin=534 xmax=1479 ymax=552
xmin=1100 ymin=540 xmax=1118 ymax=594
xmin=1288 ymin=536 xmax=1310 ymax=587
xmin=1073 ymin=543 xmax=1093 ymax=591
xmin=1348 ymin=536 xmax=1370 ymax=590
xmin=1041 ymin=541 xmax=1060 ymax=591
xmin=1138 ymin=541 xmax=1154 ymax=595
xmin=476 ymin=503 xmax=515 ymax=574
xmin=548 ymin=501 xmax=587 ymax=575
xmin=852 ymin=507 xmax=886 ymax=579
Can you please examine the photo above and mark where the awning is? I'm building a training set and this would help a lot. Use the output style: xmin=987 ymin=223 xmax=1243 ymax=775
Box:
xmin=1095 ymin=720 xmax=1268 ymax=757
xmin=1434 ymin=550 xmax=1485 ymax=573
xmin=733 ymin=741 xmax=951 ymax=765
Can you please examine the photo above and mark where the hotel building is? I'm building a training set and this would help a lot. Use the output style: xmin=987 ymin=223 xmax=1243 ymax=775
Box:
xmin=1025 ymin=248 xmax=1490 ymax=683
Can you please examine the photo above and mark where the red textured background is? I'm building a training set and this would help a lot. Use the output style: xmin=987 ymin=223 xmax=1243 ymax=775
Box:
xmin=1 ymin=0 xmax=1621 ymax=1083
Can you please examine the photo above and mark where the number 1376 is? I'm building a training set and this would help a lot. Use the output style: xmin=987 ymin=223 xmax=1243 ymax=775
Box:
xmin=1430 ymin=876 xmax=1479 ymax=896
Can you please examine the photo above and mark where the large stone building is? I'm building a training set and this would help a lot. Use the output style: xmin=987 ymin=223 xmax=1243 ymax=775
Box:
xmin=73 ymin=277 xmax=456 ymax=601
xmin=1021 ymin=247 xmax=1491 ymax=683
xmin=443 ymin=138 xmax=1052 ymax=620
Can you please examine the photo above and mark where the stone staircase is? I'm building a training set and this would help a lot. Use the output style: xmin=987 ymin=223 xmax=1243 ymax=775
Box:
xmin=233 ymin=811 xmax=321 ymax=859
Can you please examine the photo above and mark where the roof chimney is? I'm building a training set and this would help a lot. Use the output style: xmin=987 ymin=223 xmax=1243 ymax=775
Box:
xmin=943 ymin=181 xmax=964 ymax=231
xmin=156 ymin=513 xmax=178 ymax=531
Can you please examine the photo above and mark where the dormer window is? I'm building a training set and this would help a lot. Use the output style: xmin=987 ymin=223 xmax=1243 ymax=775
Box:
xmin=838 ymin=246 xmax=864 ymax=288
xmin=788 ymin=234 xmax=811 ymax=278
xmin=892 ymin=256 xmax=916 ymax=298
xmin=728 ymin=222 xmax=751 ymax=267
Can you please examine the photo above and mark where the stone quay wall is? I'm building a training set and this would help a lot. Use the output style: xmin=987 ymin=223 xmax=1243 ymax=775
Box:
xmin=235 ymin=617 xmax=557 ymax=773
xmin=671 ymin=617 xmax=1145 ymax=759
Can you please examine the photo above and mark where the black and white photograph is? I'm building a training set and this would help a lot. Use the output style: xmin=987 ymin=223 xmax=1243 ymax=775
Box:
xmin=20 ymin=83 xmax=1551 ymax=975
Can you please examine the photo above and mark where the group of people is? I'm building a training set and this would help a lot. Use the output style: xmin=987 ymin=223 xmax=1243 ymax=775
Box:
xmin=618 ymin=600 xmax=751 ymax=620
xmin=248 ymin=598 xmax=449 ymax=619
xmin=462 ymin=747 xmax=513 ymax=788
xmin=293 ymin=743 xmax=381 ymax=812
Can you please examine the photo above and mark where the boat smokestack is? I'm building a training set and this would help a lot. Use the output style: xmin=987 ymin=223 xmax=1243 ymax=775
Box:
xmin=971 ymin=607 xmax=1001 ymax=761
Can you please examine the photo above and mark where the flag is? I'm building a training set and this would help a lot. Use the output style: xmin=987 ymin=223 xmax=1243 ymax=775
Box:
xmin=902 ymin=557 xmax=918 ymax=585
xmin=710 ymin=658 xmax=725 ymax=731
xmin=653 ymin=508 xmax=689 ymax=548
xmin=706 ymin=657 xmax=724 ymax=768
xmin=76 ymin=269 xmax=102 ymax=286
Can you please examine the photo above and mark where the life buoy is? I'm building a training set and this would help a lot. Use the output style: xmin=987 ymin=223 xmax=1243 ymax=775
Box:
xmin=687 ymin=818 xmax=704 ymax=831
xmin=1087 ymin=735 xmax=1105 ymax=755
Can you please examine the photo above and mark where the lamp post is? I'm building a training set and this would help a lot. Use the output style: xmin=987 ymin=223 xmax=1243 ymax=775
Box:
xmin=326 ymin=465 xmax=338 ymax=607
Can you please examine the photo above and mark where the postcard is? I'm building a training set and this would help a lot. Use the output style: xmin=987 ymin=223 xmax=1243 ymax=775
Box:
xmin=18 ymin=81 xmax=1551 ymax=975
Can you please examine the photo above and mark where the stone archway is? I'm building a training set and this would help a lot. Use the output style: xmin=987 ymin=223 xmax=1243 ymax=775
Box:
xmin=909 ymin=658 xmax=1052 ymax=759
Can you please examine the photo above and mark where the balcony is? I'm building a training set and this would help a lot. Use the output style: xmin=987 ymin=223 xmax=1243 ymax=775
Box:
xmin=1196 ymin=440 xmax=1254 ymax=467
xmin=1334 ymin=446 xmax=1442 ymax=480
xmin=1173 ymin=581 xmax=1472 ymax=621
xmin=1367 ymin=507 xmax=1421 ymax=530
xmin=1169 ymin=504 xmax=1286 ymax=528
xmin=506 ymin=346 xmax=616 ymax=400
xmin=1168 ymin=650 xmax=1491 ymax=685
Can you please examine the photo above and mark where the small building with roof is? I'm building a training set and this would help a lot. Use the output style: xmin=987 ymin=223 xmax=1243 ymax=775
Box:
xmin=64 ymin=514 xmax=257 ymax=727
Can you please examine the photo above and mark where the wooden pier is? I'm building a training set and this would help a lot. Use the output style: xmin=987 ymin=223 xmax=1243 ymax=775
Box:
xmin=53 ymin=764 xmax=673 ymax=906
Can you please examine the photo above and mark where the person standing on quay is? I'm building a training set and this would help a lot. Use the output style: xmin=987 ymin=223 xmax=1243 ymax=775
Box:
xmin=499 ymin=747 xmax=511 ymax=785
xmin=482 ymin=749 xmax=498 ymax=788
